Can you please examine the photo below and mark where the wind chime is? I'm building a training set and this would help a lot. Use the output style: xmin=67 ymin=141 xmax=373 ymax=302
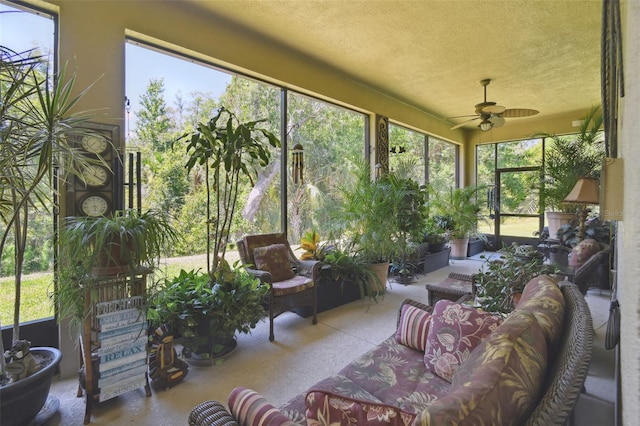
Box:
xmin=291 ymin=142 xmax=304 ymax=184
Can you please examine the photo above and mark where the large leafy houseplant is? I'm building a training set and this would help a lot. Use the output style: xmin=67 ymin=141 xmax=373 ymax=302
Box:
xmin=427 ymin=184 xmax=485 ymax=258
xmin=0 ymin=46 xmax=107 ymax=425
xmin=540 ymin=106 xmax=605 ymax=213
xmin=343 ymin=160 xmax=428 ymax=292
xmin=147 ymin=264 xmax=268 ymax=361
xmin=556 ymin=217 xmax=613 ymax=249
xmin=334 ymin=161 xmax=427 ymax=289
xmin=152 ymin=107 xmax=278 ymax=359
xmin=427 ymin=185 xmax=484 ymax=240
xmin=174 ymin=106 xmax=279 ymax=277
xmin=476 ymin=243 xmax=555 ymax=315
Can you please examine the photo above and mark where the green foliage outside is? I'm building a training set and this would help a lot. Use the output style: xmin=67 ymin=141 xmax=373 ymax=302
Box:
xmin=4 ymin=47 xmax=551 ymax=326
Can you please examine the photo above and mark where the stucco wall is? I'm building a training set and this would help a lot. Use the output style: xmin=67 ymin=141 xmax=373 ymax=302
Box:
xmin=620 ymin=0 xmax=640 ymax=422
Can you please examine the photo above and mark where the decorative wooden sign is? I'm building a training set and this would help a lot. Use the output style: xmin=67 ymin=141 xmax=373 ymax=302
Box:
xmin=95 ymin=296 xmax=147 ymax=402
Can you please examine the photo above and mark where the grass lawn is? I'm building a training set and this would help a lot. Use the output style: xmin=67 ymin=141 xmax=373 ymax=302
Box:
xmin=0 ymin=252 xmax=241 ymax=326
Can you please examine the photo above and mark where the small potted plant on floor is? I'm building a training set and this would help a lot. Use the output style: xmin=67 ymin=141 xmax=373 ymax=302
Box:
xmin=147 ymin=263 xmax=268 ymax=364
xmin=427 ymin=185 xmax=486 ymax=259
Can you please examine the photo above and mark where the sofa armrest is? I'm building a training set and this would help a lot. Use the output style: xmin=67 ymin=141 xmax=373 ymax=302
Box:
xmin=228 ymin=387 xmax=301 ymax=426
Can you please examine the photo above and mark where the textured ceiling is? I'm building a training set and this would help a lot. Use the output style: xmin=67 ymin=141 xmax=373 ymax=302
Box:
xmin=186 ymin=0 xmax=602 ymax=131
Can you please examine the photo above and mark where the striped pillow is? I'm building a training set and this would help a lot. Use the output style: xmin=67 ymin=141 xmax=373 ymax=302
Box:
xmin=395 ymin=304 xmax=432 ymax=351
xmin=228 ymin=387 xmax=300 ymax=426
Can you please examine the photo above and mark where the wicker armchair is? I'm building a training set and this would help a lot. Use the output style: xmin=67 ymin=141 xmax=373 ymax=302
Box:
xmin=237 ymin=233 xmax=320 ymax=341
xmin=573 ymin=243 xmax=611 ymax=295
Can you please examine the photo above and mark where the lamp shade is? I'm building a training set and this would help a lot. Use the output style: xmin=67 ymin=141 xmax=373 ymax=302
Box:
xmin=563 ymin=177 xmax=600 ymax=204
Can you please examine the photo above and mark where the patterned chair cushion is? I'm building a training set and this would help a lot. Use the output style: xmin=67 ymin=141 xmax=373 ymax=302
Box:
xmin=305 ymin=389 xmax=416 ymax=426
xmin=568 ymin=238 xmax=600 ymax=268
xmin=424 ymin=300 xmax=502 ymax=382
xmin=395 ymin=304 xmax=432 ymax=351
xmin=253 ymin=244 xmax=295 ymax=282
xmin=272 ymin=275 xmax=314 ymax=297
xmin=416 ymin=310 xmax=548 ymax=425
xmin=229 ymin=387 xmax=300 ymax=426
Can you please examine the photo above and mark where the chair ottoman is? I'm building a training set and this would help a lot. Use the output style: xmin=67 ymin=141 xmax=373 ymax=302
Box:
xmin=425 ymin=272 xmax=476 ymax=305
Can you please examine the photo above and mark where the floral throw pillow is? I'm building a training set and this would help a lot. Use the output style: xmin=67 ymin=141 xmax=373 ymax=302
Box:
xmin=253 ymin=244 xmax=296 ymax=282
xmin=424 ymin=300 xmax=502 ymax=382
xmin=395 ymin=304 xmax=432 ymax=351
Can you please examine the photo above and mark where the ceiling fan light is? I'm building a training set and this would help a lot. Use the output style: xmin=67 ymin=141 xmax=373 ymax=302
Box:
xmin=480 ymin=120 xmax=493 ymax=131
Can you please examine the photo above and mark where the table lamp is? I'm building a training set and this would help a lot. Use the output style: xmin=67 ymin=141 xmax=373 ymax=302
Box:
xmin=563 ymin=177 xmax=600 ymax=241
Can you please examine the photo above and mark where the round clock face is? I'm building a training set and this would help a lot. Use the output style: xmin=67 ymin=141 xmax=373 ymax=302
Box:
xmin=81 ymin=164 xmax=110 ymax=188
xmin=81 ymin=134 xmax=109 ymax=155
xmin=79 ymin=194 xmax=110 ymax=217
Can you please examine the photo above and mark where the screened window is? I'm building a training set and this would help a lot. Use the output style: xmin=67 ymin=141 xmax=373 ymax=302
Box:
xmin=428 ymin=136 xmax=457 ymax=192
xmin=0 ymin=1 xmax=56 ymax=324
xmin=125 ymin=41 xmax=368 ymax=256
xmin=286 ymin=92 xmax=366 ymax=243
xmin=389 ymin=124 xmax=425 ymax=184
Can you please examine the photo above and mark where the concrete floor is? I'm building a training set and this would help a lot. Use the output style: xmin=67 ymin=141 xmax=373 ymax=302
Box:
xmin=38 ymin=257 xmax=616 ymax=425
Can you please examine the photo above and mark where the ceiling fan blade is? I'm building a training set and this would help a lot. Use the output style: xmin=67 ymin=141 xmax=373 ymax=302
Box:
xmin=490 ymin=116 xmax=506 ymax=127
xmin=482 ymin=104 xmax=506 ymax=114
xmin=450 ymin=117 xmax=480 ymax=130
xmin=446 ymin=114 xmax=479 ymax=120
xmin=502 ymin=108 xmax=539 ymax=118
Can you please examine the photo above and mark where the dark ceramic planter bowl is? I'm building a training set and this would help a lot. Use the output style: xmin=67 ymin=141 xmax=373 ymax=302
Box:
xmin=0 ymin=347 xmax=62 ymax=426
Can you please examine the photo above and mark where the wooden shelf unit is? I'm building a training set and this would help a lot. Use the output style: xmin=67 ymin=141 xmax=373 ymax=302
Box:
xmin=77 ymin=268 xmax=152 ymax=424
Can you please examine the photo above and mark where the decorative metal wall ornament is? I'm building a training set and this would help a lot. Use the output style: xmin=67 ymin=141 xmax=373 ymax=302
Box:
xmin=291 ymin=142 xmax=304 ymax=184
xmin=375 ymin=115 xmax=389 ymax=176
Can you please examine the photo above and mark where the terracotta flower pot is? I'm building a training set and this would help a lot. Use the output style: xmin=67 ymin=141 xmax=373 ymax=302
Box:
xmin=449 ymin=238 xmax=469 ymax=259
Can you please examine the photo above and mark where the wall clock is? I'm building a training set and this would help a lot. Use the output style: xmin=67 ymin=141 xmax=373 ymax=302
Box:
xmin=81 ymin=134 xmax=110 ymax=155
xmin=66 ymin=122 xmax=123 ymax=217
xmin=80 ymin=164 xmax=111 ymax=188
xmin=78 ymin=194 xmax=110 ymax=217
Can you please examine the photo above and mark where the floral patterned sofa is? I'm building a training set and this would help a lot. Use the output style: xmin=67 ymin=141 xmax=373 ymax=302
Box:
xmin=188 ymin=275 xmax=593 ymax=426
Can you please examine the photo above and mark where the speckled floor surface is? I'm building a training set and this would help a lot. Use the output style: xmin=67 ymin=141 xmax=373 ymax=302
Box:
xmin=40 ymin=255 xmax=615 ymax=425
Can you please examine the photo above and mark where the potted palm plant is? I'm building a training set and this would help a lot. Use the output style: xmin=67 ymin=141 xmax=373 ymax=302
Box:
xmin=0 ymin=46 xmax=108 ymax=426
xmin=333 ymin=161 xmax=426 ymax=295
xmin=428 ymin=185 xmax=486 ymax=259
xmin=539 ymin=105 xmax=605 ymax=239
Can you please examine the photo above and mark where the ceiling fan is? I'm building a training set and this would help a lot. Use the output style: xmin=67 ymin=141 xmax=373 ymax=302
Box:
xmin=449 ymin=79 xmax=539 ymax=131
